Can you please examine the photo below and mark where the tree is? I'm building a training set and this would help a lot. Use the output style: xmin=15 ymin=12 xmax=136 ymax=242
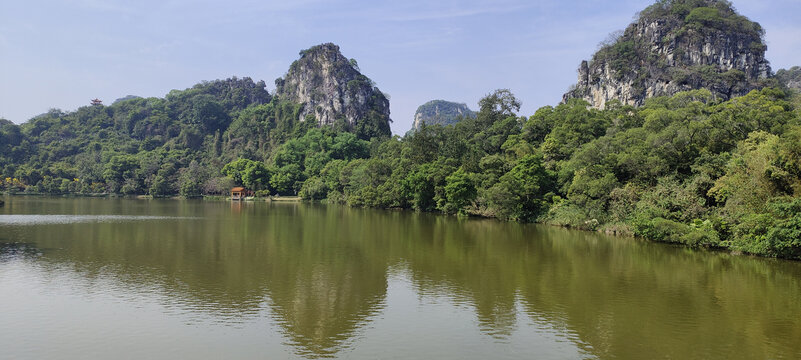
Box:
xmin=191 ymin=94 xmax=229 ymax=132
xmin=710 ymin=131 xmax=798 ymax=214
xmin=299 ymin=176 xmax=329 ymax=200
xmin=441 ymin=168 xmax=476 ymax=215
xmin=734 ymin=198 xmax=801 ymax=259
xmin=271 ymin=164 xmax=303 ymax=195
xmin=221 ymin=158 xmax=257 ymax=185
xmin=150 ymin=174 xmax=171 ymax=196
xmin=331 ymin=132 xmax=369 ymax=160
xmin=487 ymin=154 xmax=554 ymax=221
xmin=103 ymin=154 xmax=139 ymax=193
xmin=478 ymin=89 xmax=521 ymax=126
xmin=242 ymin=161 xmax=272 ymax=191
xmin=203 ymin=176 xmax=235 ymax=195
xmin=179 ymin=161 xmax=207 ymax=197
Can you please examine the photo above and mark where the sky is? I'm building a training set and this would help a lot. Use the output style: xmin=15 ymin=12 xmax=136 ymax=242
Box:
xmin=1 ymin=0 xmax=799 ymax=134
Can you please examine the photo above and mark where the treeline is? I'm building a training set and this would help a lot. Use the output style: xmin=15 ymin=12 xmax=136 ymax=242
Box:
xmin=2 ymin=80 xmax=801 ymax=259
xmin=282 ymin=88 xmax=801 ymax=259
xmin=1 ymin=77 xmax=315 ymax=197
xmin=214 ymin=87 xmax=801 ymax=260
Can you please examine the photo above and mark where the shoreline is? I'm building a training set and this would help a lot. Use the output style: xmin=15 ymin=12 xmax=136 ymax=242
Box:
xmin=2 ymin=193 xmax=794 ymax=262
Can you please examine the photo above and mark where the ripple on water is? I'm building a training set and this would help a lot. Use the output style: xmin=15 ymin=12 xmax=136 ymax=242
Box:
xmin=0 ymin=242 xmax=43 ymax=261
xmin=0 ymin=215 xmax=199 ymax=225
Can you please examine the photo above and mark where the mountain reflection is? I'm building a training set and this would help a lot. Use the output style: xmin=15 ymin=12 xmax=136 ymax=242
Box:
xmin=2 ymin=198 xmax=801 ymax=359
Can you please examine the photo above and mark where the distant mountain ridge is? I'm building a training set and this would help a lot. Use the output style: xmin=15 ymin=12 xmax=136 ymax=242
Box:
xmin=777 ymin=66 xmax=801 ymax=92
xmin=563 ymin=0 xmax=771 ymax=108
xmin=412 ymin=100 xmax=475 ymax=130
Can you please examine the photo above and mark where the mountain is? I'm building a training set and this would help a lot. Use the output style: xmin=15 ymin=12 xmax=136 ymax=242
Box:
xmin=275 ymin=43 xmax=391 ymax=139
xmin=112 ymin=95 xmax=143 ymax=105
xmin=412 ymin=100 xmax=475 ymax=130
xmin=563 ymin=0 xmax=771 ymax=108
xmin=0 ymin=42 xmax=397 ymax=198
xmin=777 ymin=66 xmax=801 ymax=92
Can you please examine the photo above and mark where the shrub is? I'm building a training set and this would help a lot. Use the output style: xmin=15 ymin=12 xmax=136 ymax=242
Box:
xmin=632 ymin=215 xmax=690 ymax=243
xmin=733 ymin=198 xmax=801 ymax=259
xmin=299 ymin=177 xmax=329 ymax=200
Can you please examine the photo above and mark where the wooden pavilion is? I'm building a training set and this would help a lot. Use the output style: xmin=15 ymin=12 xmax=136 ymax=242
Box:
xmin=231 ymin=187 xmax=248 ymax=201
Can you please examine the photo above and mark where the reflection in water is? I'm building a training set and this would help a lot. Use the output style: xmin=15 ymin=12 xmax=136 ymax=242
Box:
xmin=1 ymin=197 xmax=801 ymax=359
xmin=0 ymin=215 xmax=197 ymax=225
xmin=0 ymin=241 xmax=43 ymax=261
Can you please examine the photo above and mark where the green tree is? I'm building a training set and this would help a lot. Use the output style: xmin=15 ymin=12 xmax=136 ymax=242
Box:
xmin=441 ymin=168 xmax=476 ymax=215
xmin=299 ymin=176 xmax=329 ymax=200
xmin=242 ymin=161 xmax=272 ymax=191
xmin=271 ymin=164 xmax=303 ymax=195
xmin=486 ymin=154 xmax=554 ymax=221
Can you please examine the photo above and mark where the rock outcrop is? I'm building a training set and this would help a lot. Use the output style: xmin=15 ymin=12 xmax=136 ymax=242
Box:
xmin=563 ymin=0 xmax=771 ymax=108
xmin=776 ymin=66 xmax=801 ymax=92
xmin=412 ymin=100 xmax=475 ymax=130
xmin=275 ymin=43 xmax=391 ymax=139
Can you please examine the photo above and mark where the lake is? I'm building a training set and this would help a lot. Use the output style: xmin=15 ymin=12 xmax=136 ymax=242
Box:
xmin=1 ymin=196 xmax=800 ymax=359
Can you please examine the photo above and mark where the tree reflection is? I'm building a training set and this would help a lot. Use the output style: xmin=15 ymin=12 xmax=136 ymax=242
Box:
xmin=3 ymin=197 xmax=801 ymax=358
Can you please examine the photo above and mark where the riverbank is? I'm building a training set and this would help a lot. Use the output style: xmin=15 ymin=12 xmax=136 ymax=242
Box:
xmin=1 ymin=193 xmax=795 ymax=261
xmin=2 ymin=192 xmax=299 ymax=203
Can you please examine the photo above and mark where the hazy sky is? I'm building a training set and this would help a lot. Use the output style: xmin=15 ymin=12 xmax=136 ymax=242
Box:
xmin=1 ymin=0 xmax=799 ymax=134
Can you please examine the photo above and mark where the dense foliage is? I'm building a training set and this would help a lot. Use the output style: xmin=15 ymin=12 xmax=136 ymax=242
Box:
xmin=640 ymin=0 xmax=763 ymax=38
xmin=0 ymin=76 xmax=313 ymax=197
xmin=2 ymin=79 xmax=801 ymax=259
xmin=323 ymin=87 xmax=800 ymax=259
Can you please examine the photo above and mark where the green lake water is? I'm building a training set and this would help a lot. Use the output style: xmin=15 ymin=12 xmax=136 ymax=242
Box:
xmin=1 ymin=196 xmax=800 ymax=359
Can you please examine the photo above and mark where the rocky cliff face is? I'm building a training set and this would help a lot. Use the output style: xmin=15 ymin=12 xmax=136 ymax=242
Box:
xmin=563 ymin=0 xmax=771 ymax=108
xmin=275 ymin=43 xmax=391 ymax=139
xmin=412 ymin=100 xmax=475 ymax=130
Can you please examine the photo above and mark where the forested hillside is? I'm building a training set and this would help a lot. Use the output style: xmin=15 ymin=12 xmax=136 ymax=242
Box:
xmin=3 ymin=0 xmax=801 ymax=259
xmin=0 ymin=44 xmax=389 ymax=198
xmin=4 ymin=83 xmax=800 ymax=258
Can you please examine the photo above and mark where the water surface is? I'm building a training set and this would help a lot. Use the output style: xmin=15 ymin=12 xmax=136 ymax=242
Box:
xmin=1 ymin=196 xmax=800 ymax=359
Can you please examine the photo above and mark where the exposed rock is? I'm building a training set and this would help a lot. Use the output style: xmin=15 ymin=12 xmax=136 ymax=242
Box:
xmin=412 ymin=100 xmax=475 ymax=130
xmin=776 ymin=66 xmax=801 ymax=92
xmin=275 ymin=43 xmax=391 ymax=139
xmin=563 ymin=0 xmax=771 ymax=108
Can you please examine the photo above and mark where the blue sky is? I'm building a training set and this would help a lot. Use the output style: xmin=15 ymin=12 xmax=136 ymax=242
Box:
xmin=1 ymin=0 xmax=799 ymax=134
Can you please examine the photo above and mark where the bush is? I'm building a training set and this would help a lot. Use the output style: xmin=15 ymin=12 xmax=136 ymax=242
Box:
xmin=632 ymin=215 xmax=690 ymax=243
xmin=685 ymin=7 xmax=724 ymax=29
xmin=546 ymin=201 xmax=599 ymax=230
xmin=299 ymin=177 xmax=329 ymax=200
xmin=632 ymin=213 xmax=721 ymax=247
xmin=733 ymin=198 xmax=801 ymax=259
